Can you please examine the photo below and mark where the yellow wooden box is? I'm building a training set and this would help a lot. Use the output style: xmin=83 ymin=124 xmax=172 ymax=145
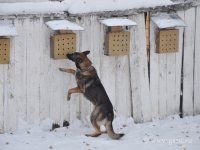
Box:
xmin=105 ymin=31 xmax=130 ymax=56
xmin=51 ymin=33 xmax=76 ymax=59
xmin=156 ymin=29 xmax=179 ymax=53
xmin=0 ymin=38 xmax=10 ymax=64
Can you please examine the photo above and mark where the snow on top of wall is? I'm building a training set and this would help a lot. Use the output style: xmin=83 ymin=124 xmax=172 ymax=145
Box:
xmin=0 ymin=0 xmax=73 ymax=15
xmin=68 ymin=0 xmax=173 ymax=14
xmin=0 ymin=0 xmax=174 ymax=16
xmin=100 ymin=18 xmax=137 ymax=26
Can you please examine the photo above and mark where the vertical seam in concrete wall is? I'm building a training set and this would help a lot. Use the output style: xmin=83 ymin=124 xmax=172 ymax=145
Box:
xmin=2 ymin=65 xmax=5 ymax=132
xmin=128 ymin=56 xmax=133 ymax=117
xmin=193 ymin=6 xmax=197 ymax=116
xmin=25 ymin=19 xmax=28 ymax=121
xmin=180 ymin=10 xmax=186 ymax=118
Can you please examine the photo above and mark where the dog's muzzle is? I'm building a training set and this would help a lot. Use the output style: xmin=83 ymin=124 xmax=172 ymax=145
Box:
xmin=67 ymin=53 xmax=75 ymax=60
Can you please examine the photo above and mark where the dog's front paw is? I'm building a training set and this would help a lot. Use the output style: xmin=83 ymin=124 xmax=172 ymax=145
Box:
xmin=67 ymin=95 xmax=71 ymax=101
xmin=59 ymin=68 xmax=65 ymax=72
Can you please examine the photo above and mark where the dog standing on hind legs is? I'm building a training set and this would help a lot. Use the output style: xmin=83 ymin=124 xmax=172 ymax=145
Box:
xmin=59 ymin=51 xmax=124 ymax=140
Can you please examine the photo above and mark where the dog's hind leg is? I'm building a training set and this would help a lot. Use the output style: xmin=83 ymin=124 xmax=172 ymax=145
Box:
xmin=85 ymin=121 xmax=101 ymax=137
xmin=85 ymin=108 xmax=101 ymax=137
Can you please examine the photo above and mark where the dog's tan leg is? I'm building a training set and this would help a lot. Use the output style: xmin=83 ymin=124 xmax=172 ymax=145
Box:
xmin=85 ymin=121 xmax=101 ymax=137
xmin=67 ymin=87 xmax=81 ymax=100
xmin=59 ymin=68 xmax=75 ymax=75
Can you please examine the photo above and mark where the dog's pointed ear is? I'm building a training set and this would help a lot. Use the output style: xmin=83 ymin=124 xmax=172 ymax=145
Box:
xmin=83 ymin=51 xmax=90 ymax=56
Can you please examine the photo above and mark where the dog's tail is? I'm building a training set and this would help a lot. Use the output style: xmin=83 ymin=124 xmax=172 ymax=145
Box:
xmin=105 ymin=121 xmax=124 ymax=140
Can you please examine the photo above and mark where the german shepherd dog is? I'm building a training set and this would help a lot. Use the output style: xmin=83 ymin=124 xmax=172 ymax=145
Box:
xmin=59 ymin=51 xmax=124 ymax=140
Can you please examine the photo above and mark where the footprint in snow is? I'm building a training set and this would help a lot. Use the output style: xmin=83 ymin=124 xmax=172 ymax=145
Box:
xmin=49 ymin=145 xmax=53 ymax=149
xmin=5 ymin=142 xmax=9 ymax=145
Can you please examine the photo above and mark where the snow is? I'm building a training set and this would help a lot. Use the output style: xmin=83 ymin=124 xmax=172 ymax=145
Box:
xmin=0 ymin=0 xmax=48 ymax=2
xmin=0 ymin=0 xmax=174 ymax=15
xmin=46 ymin=20 xmax=84 ymax=31
xmin=68 ymin=0 xmax=173 ymax=14
xmin=0 ymin=21 xmax=18 ymax=36
xmin=100 ymin=18 xmax=137 ymax=26
xmin=151 ymin=13 xmax=187 ymax=29
xmin=0 ymin=0 xmax=73 ymax=15
xmin=0 ymin=115 xmax=200 ymax=150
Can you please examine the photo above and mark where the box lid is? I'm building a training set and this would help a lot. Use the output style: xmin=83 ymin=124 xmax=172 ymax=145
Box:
xmin=0 ymin=21 xmax=18 ymax=37
xmin=46 ymin=20 xmax=84 ymax=31
xmin=100 ymin=18 xmax=137 ymax=26
xmin=151 ymin=13 xmax=187 ymax=29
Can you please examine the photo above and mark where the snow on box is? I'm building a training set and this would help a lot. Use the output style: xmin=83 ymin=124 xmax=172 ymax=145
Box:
xmin=68 ymin=0 xmax=173 ymax=14
xmin=46 ymin=20 xmax=84 ymax=31
xmin=0 ymin=21 xmax=17 ymax=36
xmin=0 ymin=0 xmax=73 ymax=15
xmin=100 ymin=18 xmax=137 ymax=26
xmin=151 ymin=13 xmax=187 ymax=29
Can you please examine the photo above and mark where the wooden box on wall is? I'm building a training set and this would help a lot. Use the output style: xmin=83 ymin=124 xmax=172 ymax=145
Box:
xmin=51 ymin=33 xmax=76 ymax=59
xmin=105 ymin=28 xmax=130 ymax=56
xmin=151 ymin=13 xmax=187 ymax=54
xmin=0 ymin=38 xmax=10 ymax=64
xmin=155 ymin=29 xmax=179 ymax=54
xmin=100 ymin=18 xmax=136 ymax=56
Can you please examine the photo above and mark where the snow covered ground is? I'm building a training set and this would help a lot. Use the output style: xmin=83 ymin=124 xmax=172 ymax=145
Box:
xmin=0 ymin=115 xmax=200 ymax=150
